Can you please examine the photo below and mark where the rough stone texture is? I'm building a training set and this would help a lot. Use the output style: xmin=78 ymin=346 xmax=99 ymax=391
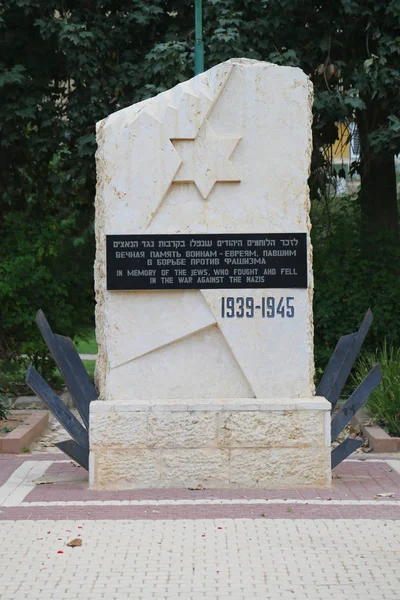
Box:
xmin=90 ymin=412 xmax=148 ymax=447
xmin=147 ymin=412 xmax=217 ymax=448
xmin=230 ymin=448 xmax=331 ymax=487
xmin=160 ymin=449 xmax=230 ymax=488
xmin=89 ymin=402 xmax=331 ymax=489
xmin=95 ymin=58 xmax=314 ymax=402
xmin=91 ymin=444 xmax=331 ymax=489
xmin=218 ymin=410 xmax=325 ymax=448
xmin=93 ymin=448 xmax=160 ymax=489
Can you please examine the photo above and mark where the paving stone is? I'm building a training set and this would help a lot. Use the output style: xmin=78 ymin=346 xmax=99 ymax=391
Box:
xmin=1 ymin=455 xmax=400 ymax=599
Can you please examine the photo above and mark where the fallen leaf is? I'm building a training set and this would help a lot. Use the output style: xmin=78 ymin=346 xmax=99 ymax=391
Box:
xmin=375 ymin=492 xmax=394 ymax=498
xmin=261 ymin=513 xmax=268 ymax=517
xmin=78 ymin=526 xmax=83 ymax=529
xmin=33 ymin=476 xmax=56 ymax=485
xmin=47 ymin=531 xmax=51 ymax=534
xmin=201 ymin=534 xmax=206 ymax=537
xmin=217 ymin=527 xmax=222 ymax=530
xmin=65 ymin=529 xmax=71 ymax=532
xmin=36 ymin=538 xmax=43 ymax=540
xmin=58 ymin=538 xmax=62 ymax=540
xmin=67 ymin=538 xmax=82 ymax=547
xmin=57 ymin=550 xmax=64 ymax=554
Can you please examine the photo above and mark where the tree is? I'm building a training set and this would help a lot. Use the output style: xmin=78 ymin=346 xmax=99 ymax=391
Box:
xmin=0 ymin=0 xmax=190 ymax=370
xmin=200 ymin=0 xmax=400 ymax=236
xmin=1 ymin=0 xmax=399 ymax=374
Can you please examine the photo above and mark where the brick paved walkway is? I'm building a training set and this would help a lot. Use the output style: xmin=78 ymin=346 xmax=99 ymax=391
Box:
xmin=1 ymin=453 xmax=400 ymax=599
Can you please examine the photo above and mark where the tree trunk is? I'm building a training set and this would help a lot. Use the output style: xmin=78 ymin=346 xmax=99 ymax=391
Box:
xmin=357 ymin=107 xmax=399 ymax=237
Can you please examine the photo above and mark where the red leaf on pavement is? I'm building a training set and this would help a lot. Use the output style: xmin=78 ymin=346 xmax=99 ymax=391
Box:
xmin=47 ymin=531 xmax=51 ymax=534
xmin=36 ymin=538 xmax=43 ymax=540
xmin=217 ymin=527 xmax=222 ymax=530
xmin=57 ymin=551 xmax=64 ymax=554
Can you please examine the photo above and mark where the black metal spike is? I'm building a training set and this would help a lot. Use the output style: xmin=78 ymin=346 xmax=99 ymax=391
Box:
xmin=35 ymin=310 xmax=97 ymax=428
xmin=331 ymin=363 xmax=382 ymax=441
xmin=317 ymin=309 xmax=373 ymax=409
xmin=55 ymin=440 xmax=89 ymax=471
xmin=55 ymin=333 xmax=97 ymax=427
xmin=26 ymin=365 xmax=89 ymax=451
xmin=331 ymin=438 xmax=363 ymax=469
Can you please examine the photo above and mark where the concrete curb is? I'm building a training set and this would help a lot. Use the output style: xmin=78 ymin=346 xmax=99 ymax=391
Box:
xmin=351 ymin=409 xmax=400 ymax=453
xmin=10 ymin=391 xmax=74 ymax=410
xmin=0 ymin=410 xmax=49 ymax=453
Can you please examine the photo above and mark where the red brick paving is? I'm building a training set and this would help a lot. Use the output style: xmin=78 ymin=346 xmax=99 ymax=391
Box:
xmin=1 ymin=504 xmax=400 ymax=521
xmin=1 ymin=453 xmax=400 ymax=520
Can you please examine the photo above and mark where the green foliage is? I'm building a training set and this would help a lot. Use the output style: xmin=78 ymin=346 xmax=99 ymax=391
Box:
xmin=0 ymin=0 xmax=399 ymax=384
xmin=0 ymin=382 xmax=10 ymax=420
xmin=353 ymin=343 xmax=400 ymax=436
xmin=82 ymin=359 xmax=96 ymax=384
xmin=74 ymin=329 xmax=97 ymax=355
xmin=0 ymin=210 xmax=94 ymax=379
xmin=312 ymin=195 xmax=400 ymax=373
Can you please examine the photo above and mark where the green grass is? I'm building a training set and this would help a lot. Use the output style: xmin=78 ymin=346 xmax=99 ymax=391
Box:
xmin=353 ymin=342 xmax=400 ymax=437
xmin=1 ymin=358 xmax=96 ymax=391
xmin=82 ymin=360 xmax=96 ymax=383
xmin=74 ymin=328 xmax=98 ymax=355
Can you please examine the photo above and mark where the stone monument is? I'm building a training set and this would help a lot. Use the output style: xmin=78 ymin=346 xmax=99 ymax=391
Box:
xmin=90 ymin=58 xmax=331 ymax=489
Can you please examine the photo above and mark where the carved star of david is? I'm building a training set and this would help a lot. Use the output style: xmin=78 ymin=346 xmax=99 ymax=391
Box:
xmin=171 ymin=122 xmax=241 ymax=199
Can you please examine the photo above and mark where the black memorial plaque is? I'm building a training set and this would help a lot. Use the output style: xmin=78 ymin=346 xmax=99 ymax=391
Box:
xmin=106 ymin=233 xmax=307 ymax=290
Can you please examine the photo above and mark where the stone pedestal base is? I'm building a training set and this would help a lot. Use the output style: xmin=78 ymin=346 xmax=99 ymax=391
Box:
xmin=89 ymin=398 xmax=331 ymax=489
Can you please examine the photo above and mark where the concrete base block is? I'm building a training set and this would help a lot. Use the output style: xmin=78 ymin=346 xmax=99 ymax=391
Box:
xmin=89 ymin=397 xmax=332 ymax=489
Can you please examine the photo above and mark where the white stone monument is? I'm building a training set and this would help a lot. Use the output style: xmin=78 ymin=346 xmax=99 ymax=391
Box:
xmin=91 ymin=58 xmax=331 ymax=489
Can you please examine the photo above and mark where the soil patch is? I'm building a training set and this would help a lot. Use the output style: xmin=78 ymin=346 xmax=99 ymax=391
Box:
xmin=0 ymin=415 xmax=27 ymax=435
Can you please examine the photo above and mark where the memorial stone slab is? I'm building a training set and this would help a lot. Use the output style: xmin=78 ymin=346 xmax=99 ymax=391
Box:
xmin=91 ymin=58 xmax=331 ymax=489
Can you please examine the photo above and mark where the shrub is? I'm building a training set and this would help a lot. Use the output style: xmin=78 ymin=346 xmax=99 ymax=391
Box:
xmin=0 ymin=210 xmax=94 ymax=384
xmin=312 ymin=195 xmax=400 ymax=377
xmin=353 ymin=342 xmax=400 ymax=437
xmin=0 ymin=383 xmax=10 ymax=420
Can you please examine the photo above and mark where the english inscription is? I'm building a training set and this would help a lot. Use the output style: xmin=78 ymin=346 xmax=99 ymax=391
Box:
xmin=106 ymin=233 xmax=307 ymax=290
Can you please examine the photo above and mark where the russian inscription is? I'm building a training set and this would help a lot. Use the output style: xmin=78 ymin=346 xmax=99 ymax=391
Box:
xmin=107 ymin=233 xmax=307 ymax=290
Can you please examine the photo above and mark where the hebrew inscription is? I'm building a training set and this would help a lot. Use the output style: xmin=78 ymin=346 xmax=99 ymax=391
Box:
xmin=107 ymin=233 xmax=307 ymax=290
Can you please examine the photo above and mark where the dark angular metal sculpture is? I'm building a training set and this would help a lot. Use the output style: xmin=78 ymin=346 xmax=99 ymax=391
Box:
xmin=317 ymin=309 xmax=373 ymax=409
xmin=331 ymin=438 xmax=363 ymax=470
xmin=55 ymin=440 xmax=89 ymax=470
xmin=36 ymin=311 xmax=96 ymax=429
xmin=317 ymin=309 xmax=382 ymax=469
xmin=330 ymin=363 xmax=382 ymax=442
xmin=25 ymin=310 xmax=97 ymax=470
xmin=26 ymin=365 xmax=89 ymax=450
